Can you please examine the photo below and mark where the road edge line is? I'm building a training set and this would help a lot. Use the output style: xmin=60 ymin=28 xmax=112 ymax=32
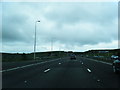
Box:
xmin=1 ymin=58 xmax=62 ymax=73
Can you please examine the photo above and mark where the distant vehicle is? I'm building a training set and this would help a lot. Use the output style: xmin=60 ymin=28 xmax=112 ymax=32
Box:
xmin=113 ymin=57 xmax=120 ymax=74
xmin=70 ymin=54 xmax=76 ymax=60
xmin=111 ymin=55 xmax=118 ymax=59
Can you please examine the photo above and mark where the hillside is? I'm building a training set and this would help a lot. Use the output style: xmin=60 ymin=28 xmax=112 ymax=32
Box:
xmin=1 ymin=49 xmax=119 ymax=62
xmin=2 ymin=51 xmax=67 ymax=62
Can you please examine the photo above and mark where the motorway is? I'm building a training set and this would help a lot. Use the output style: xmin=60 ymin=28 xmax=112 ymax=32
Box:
xmin=2 ymin=56 xmax=120 ymax=88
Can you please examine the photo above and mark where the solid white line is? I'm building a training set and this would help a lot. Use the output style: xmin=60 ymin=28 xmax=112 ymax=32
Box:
xmin=90 ymin=59 xmax=112 ymax=65
xmin=0 ymin=58 xmax=61 ymax=73
xmin=83 ymin=57 xmax=112 ymax=65
xmin=44 ymin=69 xmax=50 ymax=73
xmin=87 ymin=68 xmax=92 ymax=73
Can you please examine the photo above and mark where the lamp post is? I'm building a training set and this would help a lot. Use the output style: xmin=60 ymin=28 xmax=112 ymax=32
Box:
xmin=51 ymin=38 xmax=53 ymax=51
xmin=51 ymin=38 xmax=53 ymax=56
xmin=34 ymin=20 xmax=40 ymax=60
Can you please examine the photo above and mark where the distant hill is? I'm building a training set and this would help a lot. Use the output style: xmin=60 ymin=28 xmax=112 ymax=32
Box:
xmin=1 ymin=49 xmax=119 ymax=62
xmin=2 ymin=51 xmax=67 ymax=62
xmin=83 ymin=49 xmax=119 ymax=56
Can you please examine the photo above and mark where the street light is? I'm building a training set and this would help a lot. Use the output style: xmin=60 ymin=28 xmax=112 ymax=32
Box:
xmin=51 ymin=38 xmax=53 ymax=51
xmin=34 ymin=20 xmax=40 ymax=60
xmin=51 ymin=38 xmax=53 ymax=56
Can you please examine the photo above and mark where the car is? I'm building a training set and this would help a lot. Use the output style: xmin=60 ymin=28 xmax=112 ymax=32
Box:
xmin=111 ymin=55 xmax=118 ymax=59
xmin=70 ymin=54 xmax=76 ymax=60
xmin=113 ymin=57 xmax=120 ymax=74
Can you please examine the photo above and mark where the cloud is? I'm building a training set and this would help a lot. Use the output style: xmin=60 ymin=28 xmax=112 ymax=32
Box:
xmin=44 ymin=2 xmax=117 ymax=25
xmin=1 ymin=2 xmax=118 ymax=52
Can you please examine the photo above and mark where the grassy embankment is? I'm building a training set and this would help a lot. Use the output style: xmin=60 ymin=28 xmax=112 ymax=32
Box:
xmin=2 ymin=51 xmax=68 ymax=62
xmin=80 ymin=49 xmax=120 ymax=63
xmin=2 ymin=49 xmax=119 ymax=63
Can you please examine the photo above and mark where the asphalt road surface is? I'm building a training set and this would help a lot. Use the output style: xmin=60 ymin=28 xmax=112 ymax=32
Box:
xmin=2 ymin=56 xmax=120 ymax=88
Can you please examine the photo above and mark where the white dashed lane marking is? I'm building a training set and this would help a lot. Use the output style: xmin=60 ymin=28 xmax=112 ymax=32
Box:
xmin=97 ymin=79 xmax=100 ymax=82
xmin=44 ymin=69 xmax=51 ymax=73
xmin=87 ymin=68 xmax=92 ymax=73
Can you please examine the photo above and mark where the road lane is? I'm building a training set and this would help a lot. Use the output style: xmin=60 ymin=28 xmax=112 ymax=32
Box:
xmin=2 ymin=58 xmax=64 ymax=88
xmin=2 ymin=56 xmax=120 ymax=88
xmin=6 ymin=60 xmax=102 ymax=88
xmin=1 ymin=58 xmax=63 ymax=72
xmin=2 ymin=57 xmax=68 ymax=70
xmin=78 ymin=57 xmax=120 ymax=88
xmin=48 ymin=60 xmax=103 ymax=88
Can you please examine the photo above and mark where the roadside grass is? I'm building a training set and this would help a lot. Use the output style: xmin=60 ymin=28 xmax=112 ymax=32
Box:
xmin=82 ymin=51 xmax=117 ymax=64
xmin=2 ymin=51 xmax=68 ymax=62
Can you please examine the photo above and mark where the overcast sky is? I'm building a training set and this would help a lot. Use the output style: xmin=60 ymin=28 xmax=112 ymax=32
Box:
xmin=1 ymin=2 xmax=118 ymax=53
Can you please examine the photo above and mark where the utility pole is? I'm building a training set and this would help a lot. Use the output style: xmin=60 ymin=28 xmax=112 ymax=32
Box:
xmin=34 ymin=20 xmax=40 ymax=60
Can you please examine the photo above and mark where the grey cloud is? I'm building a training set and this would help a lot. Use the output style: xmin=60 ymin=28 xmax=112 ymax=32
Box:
xmin=2 ymin=10 xmax=32 ymax=43
xmin=36 ymin=20 xmax=117 ymax=46
xmin=44 ymin=2 xmax=117 ymax=26
xmin=2 ymin=2 xmax=118 ymax=52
